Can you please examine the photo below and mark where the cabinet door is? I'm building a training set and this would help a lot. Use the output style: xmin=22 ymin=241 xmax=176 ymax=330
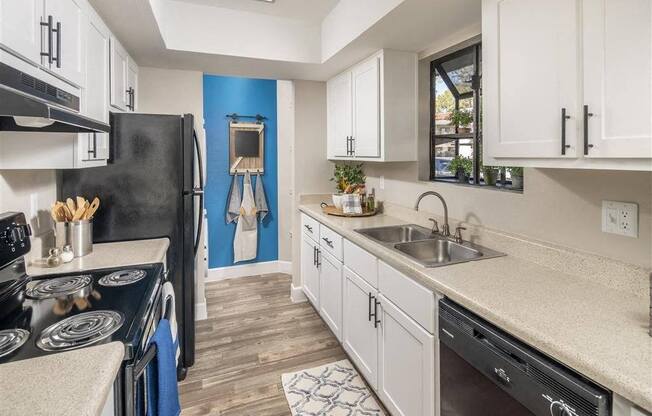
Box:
xmin=583 ymin=0 xmax=652 ymax=158
xmin=378 ymin=294 xmax=435 ymax=416
xmin=0 ymin=0 xmax=43 ymax=64
xmin=352 ymin=55 xmax=381 ymax=158
xmin=127 ymin=59 xmax=138 ymax=111
xmin=483 ymin=0 xmax=579 ymax=158
xmin=327 ymin=71 xmax=352 ymax=157
xmin=342 ymin=266 xmax=378 ymax=389
xmin=301 ymin=233 xmax=319 ymax=308
xmin=75 ymin=132 xmax=108 ymax=167
xmin=46 ymin=0 xmax=85 ymax=86
xmin=319 ymin=249 xmax=343 ymax=341
xmin=110 ymin=36 xmax=128 ymax=111
xmin=84 ymin=9 xmax=109 ymax=124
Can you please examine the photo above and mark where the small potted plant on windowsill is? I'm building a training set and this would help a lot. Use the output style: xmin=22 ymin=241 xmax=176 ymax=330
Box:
xmin=482 ymin=165 xmax=499 ymax=186
xmin=330 ymin=163 xmax=366 ymax=208
xmin=448 ymin=156 xmax=472 ymax=184
xmin=450 ymin=109 xmax=473 ymax=134
xmin=508 ymin=166 xmax=524 ymax=189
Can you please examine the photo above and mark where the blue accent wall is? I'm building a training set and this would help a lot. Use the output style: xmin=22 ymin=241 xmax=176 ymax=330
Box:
xmin=203 ymin=75 xmax=278 ymax=268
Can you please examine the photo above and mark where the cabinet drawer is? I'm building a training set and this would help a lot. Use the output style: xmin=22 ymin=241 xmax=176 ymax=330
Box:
xmin=343 ymin=239 xmax=378 ymax=288
xmin=301 ymin=213 xmax=320 ymax=242
xmin=319 ymin=224 xmax=343 ymax=261
xmin=378 ymin=261 xmax=435 ymax=333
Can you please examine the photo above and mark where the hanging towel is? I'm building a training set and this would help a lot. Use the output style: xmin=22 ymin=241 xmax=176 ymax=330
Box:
xmin=233 ymin=171 xmax=258 ymax=263
xmin=254 ymin=172 xmax=269 ymax=222
xmin=146 ymin=319 xmax=181 ymax=416
xmin=226 ymin=174 xmax=241 ymax=224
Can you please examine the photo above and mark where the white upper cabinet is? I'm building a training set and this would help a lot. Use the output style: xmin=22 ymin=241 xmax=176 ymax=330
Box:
xmin=110 ymin=36 xmax=138 ymax=112
xmin=327 ymin=71 xmax=352 ymax=158
xmin=483 ymin=0 xmax=579 ymax=159
xmin=483 ymin=0 xmax=652 ymax=170
xmin=352 ymin=55 xmax=381 ymax=158
xmin=45 ymin=0 xmax=86 ymax=86
xmin=0 ymin=0 xmax=43 ymax=63
xmin=327 ymin=49 xmax=418 ymax=162
xmin=582 ymin=0 xmax=651 ymax=158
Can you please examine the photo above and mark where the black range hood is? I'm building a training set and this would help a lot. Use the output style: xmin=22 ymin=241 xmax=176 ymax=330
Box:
xmin=0 ymin=62 xmax=110 ymax=134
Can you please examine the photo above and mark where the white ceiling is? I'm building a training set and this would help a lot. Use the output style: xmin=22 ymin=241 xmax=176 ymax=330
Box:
xmin=88 ymin=0 xmax=481 ymax=80
xmin=174 ymin=0 xmax=339 ymax=22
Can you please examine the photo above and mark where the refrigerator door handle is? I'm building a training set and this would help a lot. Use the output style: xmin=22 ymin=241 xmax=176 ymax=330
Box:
xmin=192 ymin=129 xmax=205 ymax=256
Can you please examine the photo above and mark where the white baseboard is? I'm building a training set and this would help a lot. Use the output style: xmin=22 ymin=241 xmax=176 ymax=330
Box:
xmin=207 ymin=260 xmax=293 ymax=282
xmin=290 ymin=283 xmax=307 ymax=303
xmin=195 ymin=301 xmax=207 ymax=321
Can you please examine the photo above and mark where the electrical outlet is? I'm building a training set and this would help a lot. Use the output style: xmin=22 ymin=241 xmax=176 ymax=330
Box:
xmin=602 ymin=200 xmax=638 ymax=238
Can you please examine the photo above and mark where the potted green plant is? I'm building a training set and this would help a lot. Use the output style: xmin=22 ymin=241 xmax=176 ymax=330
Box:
xmin=330 ymin=163 xmax=366 ymax=208
xmin=448 ymin=156 xmax=472 ymax=184
xmin=482 ymin=165 xmax=499 ymax=186
xmin=508 ymin=166 xmax=523 ymax=189
xmin=450 ymin=109 xmax=473 ymax=134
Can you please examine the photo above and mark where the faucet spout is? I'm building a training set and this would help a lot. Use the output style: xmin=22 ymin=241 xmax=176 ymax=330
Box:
xmin=414 ymin=191 xmax=450 ymax=237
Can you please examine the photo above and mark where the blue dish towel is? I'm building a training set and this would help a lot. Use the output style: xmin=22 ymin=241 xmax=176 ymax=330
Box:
xmin=146 ymin=319 xmax=181 ymax=416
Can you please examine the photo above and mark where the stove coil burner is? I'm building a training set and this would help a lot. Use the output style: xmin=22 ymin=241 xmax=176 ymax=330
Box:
xmin=98 ymin=269 xmax=147 ymax=287
xmin=0 ymin=329 xmax=30 ymax=358
xmin=25 ymin=275 xmax=92 ymax=300
xmin=36 ymin=310 xmax=124 ymax=351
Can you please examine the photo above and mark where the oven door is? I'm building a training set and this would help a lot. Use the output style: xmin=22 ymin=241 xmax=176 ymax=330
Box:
xmin=124 ymin=284 xmax=174 ymax=416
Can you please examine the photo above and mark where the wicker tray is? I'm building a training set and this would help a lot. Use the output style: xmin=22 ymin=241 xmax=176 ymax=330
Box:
xmin=321 ymin=204 xmax=378 ymax=217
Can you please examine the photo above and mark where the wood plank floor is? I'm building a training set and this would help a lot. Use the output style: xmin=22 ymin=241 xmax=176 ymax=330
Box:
xmin=179 ymin=273 xmax=348 ymax=415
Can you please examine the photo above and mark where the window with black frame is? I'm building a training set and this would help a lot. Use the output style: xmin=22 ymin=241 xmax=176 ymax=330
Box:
xmin=430 ymin=43 xmax=523 ymax=190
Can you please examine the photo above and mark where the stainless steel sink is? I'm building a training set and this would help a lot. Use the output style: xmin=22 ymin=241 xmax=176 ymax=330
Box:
xmin=355 ymin=224 xmax=505 ymax=267
xmin=355 ymin=224 xmax=433 ymax=244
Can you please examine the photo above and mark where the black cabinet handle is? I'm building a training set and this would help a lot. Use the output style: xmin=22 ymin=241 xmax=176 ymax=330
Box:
xmin=316 ymin=248 xmax=321 ymax=267
xmin=322 ymin=237 xmax=334 ymax=248
xmin=368 ymin=292 xmax=373 ymax=321
xmin=583 ymin=105 xmax=594 ymax=155
xmin=373 ymin=298 xmax=380 ymax=328
xmin=87 ymin=133 xmax=97 ymax=159
xmin=304 ymin=224 xmax=313 ymax=232
xmin=53 ymin=21 xmax=61 ymax=68
xmin=561 ymin=108 xmax=571 ymax=155
xmin=40 ymin=16 xmax=53 ymax=64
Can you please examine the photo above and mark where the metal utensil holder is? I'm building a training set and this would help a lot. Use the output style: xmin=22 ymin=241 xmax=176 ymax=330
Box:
xmin=55 ymin=220 xmax=93 ymax=257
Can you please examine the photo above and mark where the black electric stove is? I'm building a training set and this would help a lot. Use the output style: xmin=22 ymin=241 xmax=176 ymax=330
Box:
xmin=0 ymin=212 xmax=164 ymax=365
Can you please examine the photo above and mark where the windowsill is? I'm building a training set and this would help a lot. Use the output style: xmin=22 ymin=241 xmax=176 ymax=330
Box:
xmin=430 ymin=177 xmax=524 ymax=193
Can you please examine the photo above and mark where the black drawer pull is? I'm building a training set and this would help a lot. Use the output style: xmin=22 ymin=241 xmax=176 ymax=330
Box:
xmin=322 ymin=237 xmax=334 ymax=248
xmin=561 ymin=108 xmax=571 ymax=155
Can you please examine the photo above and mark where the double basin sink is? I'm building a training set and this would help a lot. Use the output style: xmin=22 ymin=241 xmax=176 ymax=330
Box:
xmin=355 ymin=224 xmax=505 ymax=268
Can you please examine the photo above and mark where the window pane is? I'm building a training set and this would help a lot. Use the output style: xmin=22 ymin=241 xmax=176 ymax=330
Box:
xmin=458 ymin=97 xmax=475 ymax=133
xmin=433 ymin=138 xmax=456 ymax=177
xmin=440 ymin=52 xmax=475 ymax=95
xmin=433 ymin=69 xmax=455 ymax=135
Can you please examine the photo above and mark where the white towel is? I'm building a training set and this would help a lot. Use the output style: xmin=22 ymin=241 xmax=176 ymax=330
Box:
xmin=161 ymin=281 xmax=180 ymax=364
xmin=233 ymin=171 xmax=258 ymax=263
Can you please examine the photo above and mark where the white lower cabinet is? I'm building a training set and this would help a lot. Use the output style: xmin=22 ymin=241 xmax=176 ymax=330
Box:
xmin=301 ymin=233 xmax=320 ymax=308
xmin=378 ymin=294 xmax=435 ymax=416
xmin=302 ymin=215 xmax=437 ymax=416
xmin=342 ymin=266 xmax=379 ymax=389
xmin=319 ymin=249 xmax=343 ymax=341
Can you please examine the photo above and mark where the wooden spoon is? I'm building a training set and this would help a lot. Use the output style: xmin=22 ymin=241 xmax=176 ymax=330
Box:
xmin=72 ymin=200 xmax=89 ymax=221
xmin=66 ymin=198 xmax=76 ymax=217
xmin=84 ymin=197 xmax=100 ymax=220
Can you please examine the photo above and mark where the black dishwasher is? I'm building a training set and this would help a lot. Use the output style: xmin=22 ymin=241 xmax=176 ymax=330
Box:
xmin=438 ymin=299 xmax=610 ymax=416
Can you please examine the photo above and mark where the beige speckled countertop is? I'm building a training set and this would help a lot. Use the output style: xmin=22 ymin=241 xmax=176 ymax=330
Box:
xmin=0 ymin=342 xmax=124 ymax=416
xmin=27 ymin=238 xmax=170 ymax=277
xmin=300 ymin=204 xmax=652 ymax=412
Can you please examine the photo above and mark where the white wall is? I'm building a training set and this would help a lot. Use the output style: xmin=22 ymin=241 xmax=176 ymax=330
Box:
xmin=277 ymin=81 xmax=294 ymax=262
xmin=0 ymin=170 xmax=57 ymax=261
xmin=291 ymin=80 xmax=333 ymax=286
xmin=137 ymin=66 xmax=208 ymax=316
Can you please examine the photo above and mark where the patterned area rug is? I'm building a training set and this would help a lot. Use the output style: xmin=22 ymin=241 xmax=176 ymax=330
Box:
xmin=281 ymin=359 xmax=386 ymax=415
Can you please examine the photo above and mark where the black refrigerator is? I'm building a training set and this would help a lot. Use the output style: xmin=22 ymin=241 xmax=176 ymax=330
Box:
xmin=60 ymin=112 xmax=204 ymax=377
